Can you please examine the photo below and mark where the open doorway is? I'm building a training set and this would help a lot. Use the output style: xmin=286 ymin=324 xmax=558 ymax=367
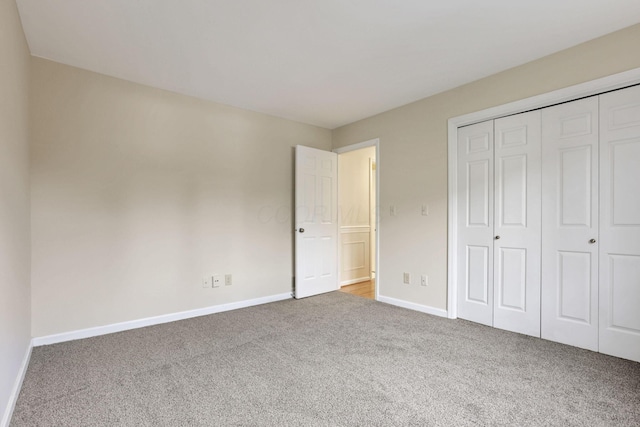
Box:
xmin=335 ymin=142 xmax=377 ymax=300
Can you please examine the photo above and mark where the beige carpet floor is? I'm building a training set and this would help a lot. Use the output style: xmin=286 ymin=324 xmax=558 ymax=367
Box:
xmin=11 ymin=292 xmax=640 ymax=426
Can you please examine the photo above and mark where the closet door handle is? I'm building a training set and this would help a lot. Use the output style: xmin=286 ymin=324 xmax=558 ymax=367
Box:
xmin=495 ymin=235 xmax=500 ymax=240
xmin=589 ymin=238 xmax=596 ymax=244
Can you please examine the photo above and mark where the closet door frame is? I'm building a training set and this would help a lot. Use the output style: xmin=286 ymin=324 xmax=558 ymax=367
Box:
xmin=447 ymin=68 xmax=640 ymax=319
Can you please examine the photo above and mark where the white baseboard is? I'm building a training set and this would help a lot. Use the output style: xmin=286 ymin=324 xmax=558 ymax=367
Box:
xmin=33 ymin=292 xmax=292 ymax=347
xmin=340 ymin=277 xmax=371 ymax=286
xmin=378 ymin=295 xmax=448 ymax=318
xmin=1 ymin=340 xmax=33 ymax=427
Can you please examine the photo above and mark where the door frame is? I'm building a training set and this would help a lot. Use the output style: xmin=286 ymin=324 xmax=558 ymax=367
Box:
xmin=447 ymin=67 xmax=640 ymax=319
xmin=334 ymin=138 xmax=380 ymax=301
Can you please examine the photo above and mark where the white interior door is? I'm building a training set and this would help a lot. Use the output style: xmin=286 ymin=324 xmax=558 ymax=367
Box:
xmin=493 ymin=111 xmax=541 ymax=337
xmin=457 ymin=120 xmax=494 ymax=326
xmin=541 ymin=97 xmax=599 ymax=351
xmin=295 ymin=145 xmax=338 ymax=299
xmin=599 ymin=86 xmax=640 ymax=363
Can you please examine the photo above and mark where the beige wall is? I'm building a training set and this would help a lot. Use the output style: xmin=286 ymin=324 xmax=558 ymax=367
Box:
xmin=0 ymin=0 xmax=31 ymax=423
xmin=22 ymin=21 xmax=640 ymax=336
xmin=332 ymin=24 xmax=640 ymax=311
xmin=30 ymin=58 xmax=331 ymax=336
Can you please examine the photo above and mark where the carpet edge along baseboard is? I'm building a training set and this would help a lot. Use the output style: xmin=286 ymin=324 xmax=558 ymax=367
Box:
xmin=32 ymin=292 xmax=293 ymax=346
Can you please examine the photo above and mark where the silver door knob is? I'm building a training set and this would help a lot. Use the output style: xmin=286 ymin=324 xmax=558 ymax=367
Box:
xmin=495 ymin=235 xmax=500 ymax=240
xmin=589 ymin=238 xmax=596 ymax=244
xmin=299 ymin=228 xmax=305 ymax=233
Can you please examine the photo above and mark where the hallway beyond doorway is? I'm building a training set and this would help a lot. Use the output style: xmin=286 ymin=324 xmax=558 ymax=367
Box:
xmin=339 ymin=280 xmax=375 ymax=300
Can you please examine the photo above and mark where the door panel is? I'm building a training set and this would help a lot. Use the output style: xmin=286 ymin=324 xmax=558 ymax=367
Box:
xmin=466 ymin=245 xmax=490 ymax=304
xmin=541 ymin=97 xmax=599 ymax=351
xmin=457 ymin=121 xmax=494 ymax=326
xmin=608 ymin=255 xmax=640 ymax=331
xmin=468 ymin=160 xmax=491 ymax=226
xmin=559 ymin=146 xmax=592 ymax=226
xmin=557 ymin=251 xmax=592 ymax=323
xmin=610 ymin=140 xmax=640 ymax=225
xmin=499 ymin=155 xmax=527 ymax=226
xmin=599 ymin=86 xmax=640 ymax=363
xmin=493 ymin=111 xmax=541 ymax=337
xmin=498 ymin=247 xmax=526 ymax=311
xmin=295 ymin=145 xmax=338 ymax=299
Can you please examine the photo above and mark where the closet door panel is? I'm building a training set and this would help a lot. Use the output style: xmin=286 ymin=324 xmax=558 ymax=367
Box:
xmin=541 ymin=97 xmax=599 ymax=351
xmin=457 ymin=121 xmax=494 ymax=326
xmin=599 ymin=85 xmax=640 ymax=363
xmin=493 ymin=111 xmax=541 ymax=337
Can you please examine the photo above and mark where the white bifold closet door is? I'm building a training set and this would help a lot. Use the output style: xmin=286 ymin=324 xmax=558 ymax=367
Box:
xmin=457 ymin=111 xmax=541 ymax=337
xmin=541 ymin=97 xmax=599 ymax=351
xmin=457 ymin=85 xmax=640 ymax=361
xmin=493 ymin=112 xmax=541 ymax=337
xmin=457 ymin=120 xmax=494 ymax=327
xmin=599 ymin=85 xmax=640 ymax=362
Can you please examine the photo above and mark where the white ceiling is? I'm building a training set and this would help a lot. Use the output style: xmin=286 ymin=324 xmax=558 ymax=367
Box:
xmin=15 ymin=1 xmax=640 ymax=129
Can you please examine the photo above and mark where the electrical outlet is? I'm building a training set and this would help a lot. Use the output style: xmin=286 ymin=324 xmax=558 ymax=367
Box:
xmin=421 ymin=204 xmax=429 ymax=216
xmin=212 ymin=275 xmax=222 ymax=288
xmin=421 ymin=274 xmax=428 ymax=286
xmin=202 ymin=277 xmax=212 ymax=288
xmin=225 ymin=274 xmax=232 ymax=286
xmin=403 ymin=272 xmax=411 ymax=284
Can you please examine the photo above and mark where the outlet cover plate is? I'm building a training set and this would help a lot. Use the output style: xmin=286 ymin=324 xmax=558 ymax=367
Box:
xmin=213 ymin=275 xmax=222 ymax=288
